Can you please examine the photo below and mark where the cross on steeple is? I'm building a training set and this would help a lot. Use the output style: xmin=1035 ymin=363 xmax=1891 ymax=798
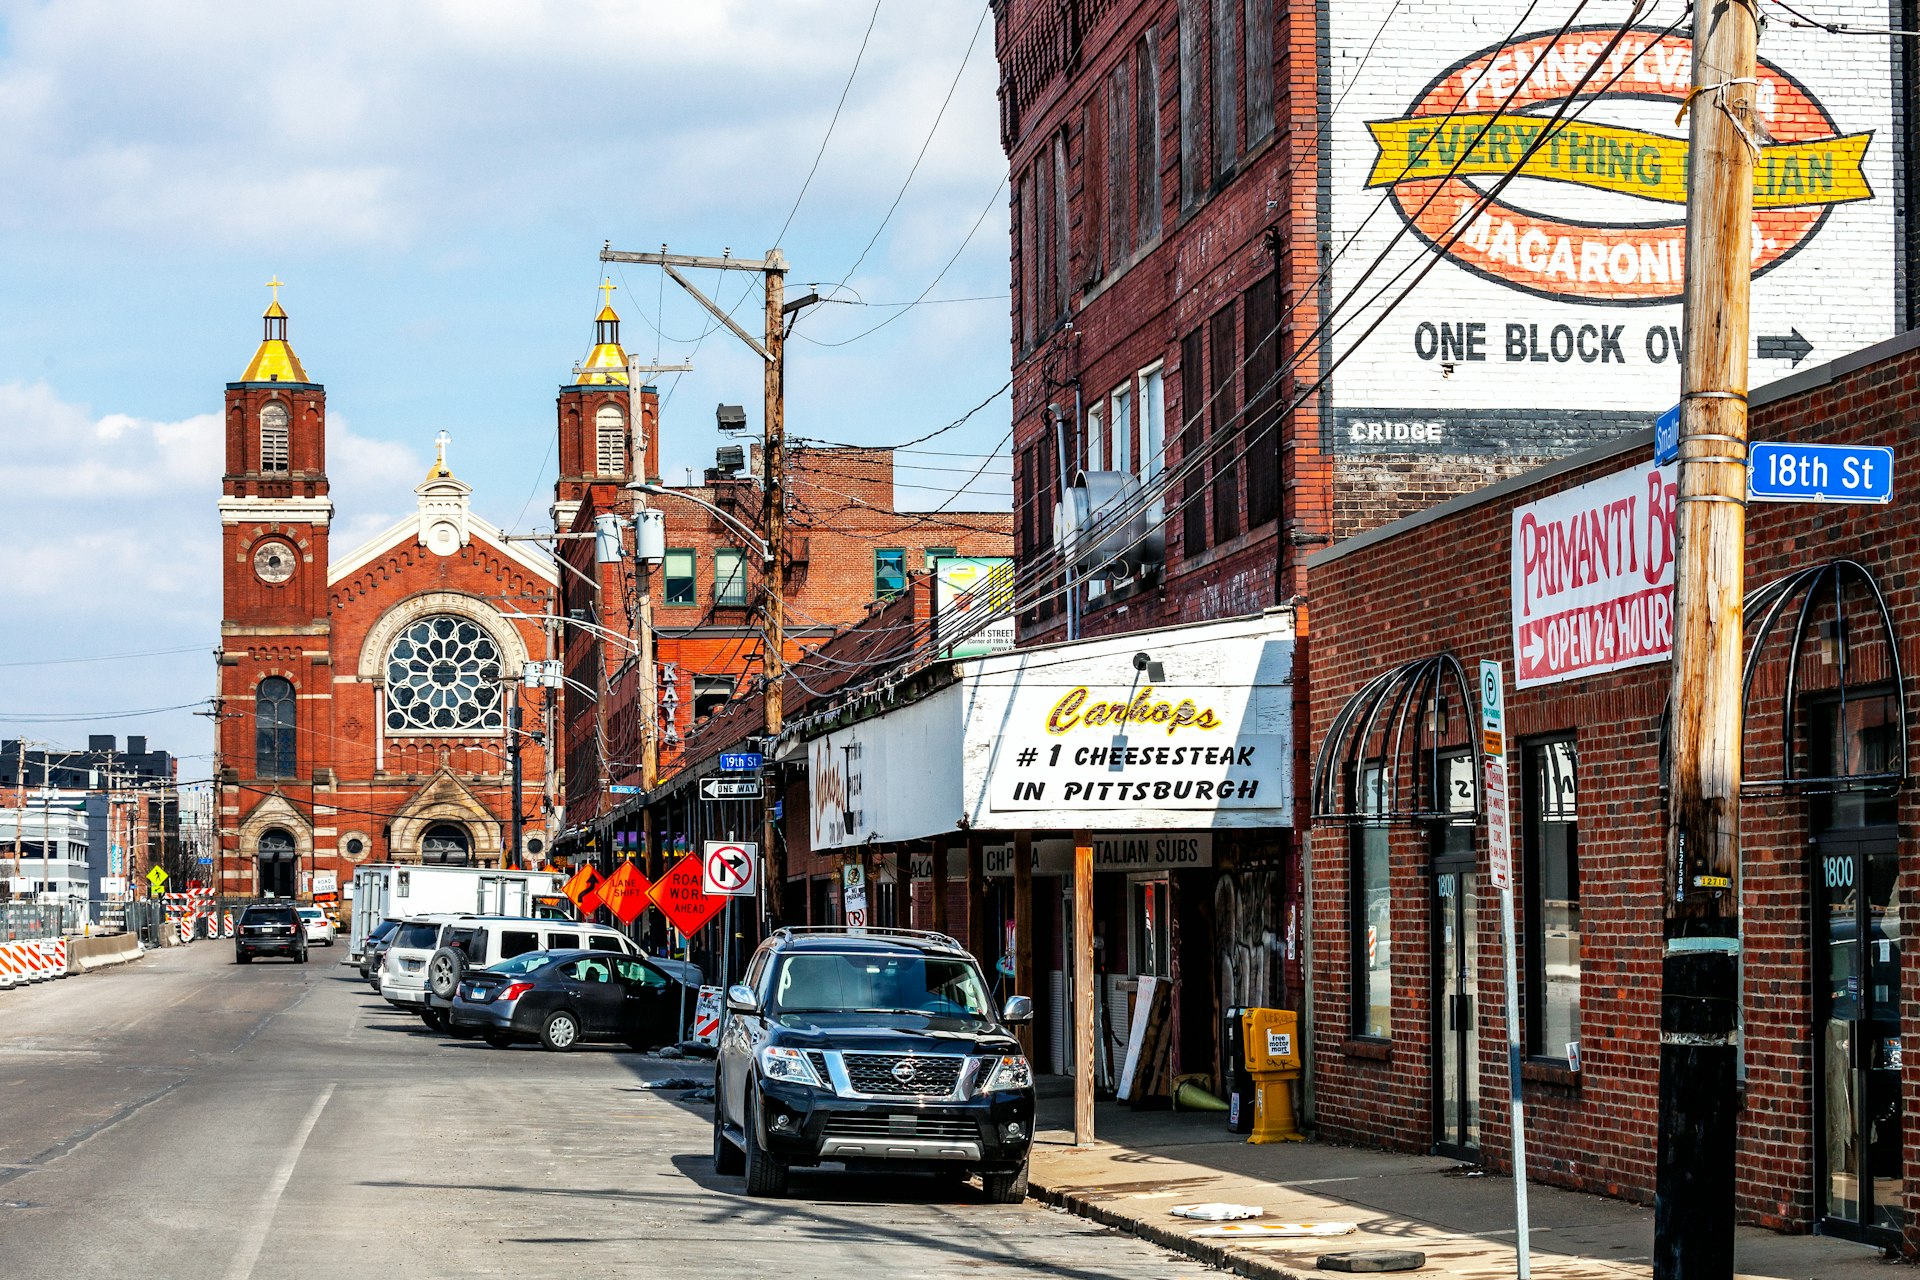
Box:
xmin=435 ymin=430 xmax=451 ymax=471
xmin=598 ymin=278 xmax=617 ymax=308
xmin=266 ymin=276 xmax=285 ymax=303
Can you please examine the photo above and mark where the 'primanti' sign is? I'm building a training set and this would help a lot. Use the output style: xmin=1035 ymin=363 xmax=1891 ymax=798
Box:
xmin=1510 ymin=460 xmax=1676 ymax=687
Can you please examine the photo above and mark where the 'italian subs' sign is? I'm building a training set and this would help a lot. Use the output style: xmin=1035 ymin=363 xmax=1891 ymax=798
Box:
xmin=1510 ymin=460 xmax=1676 ymax=687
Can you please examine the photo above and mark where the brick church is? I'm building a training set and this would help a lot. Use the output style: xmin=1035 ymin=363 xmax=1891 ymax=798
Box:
xmin=214 ymin=286 xmax=560 ymax=898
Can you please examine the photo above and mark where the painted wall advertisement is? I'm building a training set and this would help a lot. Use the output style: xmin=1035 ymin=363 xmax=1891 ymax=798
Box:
xmin=932 ymin=556 xmax=1015 ymax=658
xmin=1330 ymin=3 xmax=1897 ymax=455
xmin=1510 ymin=459 xmax=1676 ymax=687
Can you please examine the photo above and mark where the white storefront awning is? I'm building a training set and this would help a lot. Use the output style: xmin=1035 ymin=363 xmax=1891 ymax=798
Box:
xmin=806 ymin=609 xmax=1296 ymax=851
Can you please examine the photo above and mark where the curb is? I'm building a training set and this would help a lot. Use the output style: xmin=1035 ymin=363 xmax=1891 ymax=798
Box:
xmin=1030 ymin=1176 xmax=1311 ymax=1280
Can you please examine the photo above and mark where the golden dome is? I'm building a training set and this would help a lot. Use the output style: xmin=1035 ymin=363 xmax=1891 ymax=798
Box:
xmin=576 ymin=279 xmax=629 ymax=386
xmin=241 ymin=278 xmax=310 ymax=384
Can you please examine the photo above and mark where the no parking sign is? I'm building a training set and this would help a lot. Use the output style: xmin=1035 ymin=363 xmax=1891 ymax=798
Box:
xmin=701 ymin=841 xmax=758 ymax=897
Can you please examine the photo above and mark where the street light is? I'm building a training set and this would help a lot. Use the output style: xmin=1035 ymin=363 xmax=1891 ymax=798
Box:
xmin=626 ymin=482 xmax=772 ymax=563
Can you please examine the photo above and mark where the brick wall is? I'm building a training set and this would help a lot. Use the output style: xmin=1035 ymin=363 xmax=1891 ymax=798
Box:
xmin=1307 ymin=332 xmax=1920 ymax=1247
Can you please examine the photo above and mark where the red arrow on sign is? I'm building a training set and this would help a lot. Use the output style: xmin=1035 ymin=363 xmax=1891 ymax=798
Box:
xmin=647 ymin=854 xmax=726 ymax=937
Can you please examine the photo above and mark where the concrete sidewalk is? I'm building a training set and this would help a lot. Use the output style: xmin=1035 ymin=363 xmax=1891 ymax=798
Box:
xmin=1028 ymin=1088 xmax=1894 ymax=1279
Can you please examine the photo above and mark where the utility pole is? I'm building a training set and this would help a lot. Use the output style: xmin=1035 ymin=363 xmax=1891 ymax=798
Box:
xmin=1655 ymin=0 xmax=1757 ymax=1273
xmin=599 ymin=243 xmax=806 ymax=926
xmin=508 ymin=693 xmax=524 ymax=870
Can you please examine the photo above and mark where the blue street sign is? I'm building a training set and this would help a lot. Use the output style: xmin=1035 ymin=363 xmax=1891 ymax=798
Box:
xmin=1654 ymin=404 xmax=1680 ymax=467
xmin=1749 ymin=442 xmax=1894 ymax=504
xmin=719 ymin=752 xmax=764 ymax=772
xmin=609 ymin=784 xmax=643 ymax=795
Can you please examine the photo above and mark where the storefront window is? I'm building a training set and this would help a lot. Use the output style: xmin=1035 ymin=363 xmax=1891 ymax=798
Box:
xmin=1352 ymin=762 xmax=1391 ymax=1039
xmin=1807 ymin=690 xmax=1899 ymax=829
xmin=1523 ymin=737 xmax=1579 ymax=1062
xmin=1129 ymin=876 xmax=1170 ymax=977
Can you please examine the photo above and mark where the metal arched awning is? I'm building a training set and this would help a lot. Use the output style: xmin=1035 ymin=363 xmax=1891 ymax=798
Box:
xmin=1312 ymin=653 xmax=1482 ymax=825
xmin=1661 ymin=558 xmax=1908 ymax=795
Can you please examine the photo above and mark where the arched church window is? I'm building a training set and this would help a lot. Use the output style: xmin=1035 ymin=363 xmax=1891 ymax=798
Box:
xmin=255 ymin=677 xmax=297 ymax=777
xmin=385 ymin=616 xmax=503 ymax=733
xmin=422 ymin=823 xmax=471 ymax=866
xmin=595 ymin=405 xmax=626 ymax=476
xmin=260 ymin=403 xmax=290 ymax=473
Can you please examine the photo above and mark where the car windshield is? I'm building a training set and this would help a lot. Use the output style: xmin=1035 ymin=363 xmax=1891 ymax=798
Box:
xmin=242 ymin=907 xmax=295 ymax=925
xmin=771 ymin=952 xmax=993 ymax=1022
xmin=394 ymin=922 xmax=442 ymax=949
xmin=484 ymin=952 xmax=557 ymax=977
xmin=368 ymin=920 xmax=400 ymax=942
xmin=299 ymin=909 xmax=323 ymax=919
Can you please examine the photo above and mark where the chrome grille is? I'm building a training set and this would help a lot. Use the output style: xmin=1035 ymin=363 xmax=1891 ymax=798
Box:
xmin=806 ymin=1051 xmax=830 ymax=1081
xmin=822 ymin=1114 xmax=979 ymax=1141
xmin=842 ymin=1053 xmax=964 ymax=1096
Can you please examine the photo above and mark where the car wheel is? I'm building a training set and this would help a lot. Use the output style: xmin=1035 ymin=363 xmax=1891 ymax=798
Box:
xmin=420 ymin=1009 xmax=447 ymax=1032
xmin=712 ymin=1088 xmax=744 ymax=1175
xmin=483 ymin=1032 xmax=515 ymax=1049
xmin=981 ymin=1159 xmax=1030 ymax=1205
xmin=743 ymin=1086 xmax=788 ymax=1197
xmin=540 ymin=1009 xmax=582 ymax=1052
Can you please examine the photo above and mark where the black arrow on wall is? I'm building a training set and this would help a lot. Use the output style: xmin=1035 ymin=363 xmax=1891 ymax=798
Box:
xmin=1757 ymin=329 xmax=1813 ymax=366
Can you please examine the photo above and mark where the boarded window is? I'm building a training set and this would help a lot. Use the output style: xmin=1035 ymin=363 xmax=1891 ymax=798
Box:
xmin=1211 ymin=0 xmax=1240 ymax=174
xmin=1016 ymin=178 xmax=1033 ymax=348
xmin=1244 ymin=0 xmax=1275 ymax=149
xmin=1106 ymin=60 xmax=1131 ymax=263
xmin=1243 ymin=273 xmax=1281 ymax=529
xmin=1209 ymin=303 xmax=1241 ymax=544
xmin=1179 ymin=329 xmax=1208 ymax=557
xmin=1051 ymin=126 xmax=1071 ymax=318
xmin=1136 ymin=29 xmax=1162 ymax=244
xmin=259 ymin=403 xmax=289 ymax=473
xmin=1178 ymin=0 xmax=1206 ymax=208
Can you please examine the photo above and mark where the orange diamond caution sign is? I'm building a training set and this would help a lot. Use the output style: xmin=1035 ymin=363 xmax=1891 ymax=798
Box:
xmin=598 ymin=860 xmax=651 ymax=925
xmin=562 ymin=864 xmax=603 ymax=911
xmin=647 ymin=854 xmax=726 ymax=938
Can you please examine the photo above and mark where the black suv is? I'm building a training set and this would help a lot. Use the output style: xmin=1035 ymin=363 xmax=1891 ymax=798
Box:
xmin=713 ymin=927 xmax=1035 ymax=1201
xmin=235 ymin=902 xmax=308 ymax=964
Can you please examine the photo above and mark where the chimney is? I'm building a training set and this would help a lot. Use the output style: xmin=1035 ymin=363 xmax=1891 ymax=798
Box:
xmin=637 ymin=385 xmax=662 ymax=484
xmin=127 ymin=736 xmax=147 ymax=756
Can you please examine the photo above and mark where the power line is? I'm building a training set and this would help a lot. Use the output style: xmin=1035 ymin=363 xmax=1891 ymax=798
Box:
xmin=772 ymin=0 xmax=886 ymax=248
xmin=0 ymin=644 xmax=207 ymax=668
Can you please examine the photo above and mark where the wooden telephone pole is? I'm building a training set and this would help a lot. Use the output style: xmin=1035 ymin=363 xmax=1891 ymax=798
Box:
xmin=1655 ymin=0 xmax=1758 ymax=1273
xmin=598 ymin=245 xmax=797 ymax=924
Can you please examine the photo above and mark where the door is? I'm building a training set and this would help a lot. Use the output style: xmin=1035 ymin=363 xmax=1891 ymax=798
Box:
xmin=1816 ymin=833 xmax=1904 ymax=1244
xmin=1432 ymin=828 xmax=1480 ymax=1160
xmin=560 ymin=957 xmax=625 ymax=1035
xmin=614 ymin=957 xmax=677 ymax=1047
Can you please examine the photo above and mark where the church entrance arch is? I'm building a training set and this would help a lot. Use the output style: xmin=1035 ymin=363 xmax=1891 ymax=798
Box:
xmin=258 ymin=828 xmax=298 ymax=898
xmin=422 ymin=823 xmax=472 ymax=866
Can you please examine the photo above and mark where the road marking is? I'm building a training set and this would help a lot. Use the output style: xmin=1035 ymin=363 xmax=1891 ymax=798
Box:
xmin=223 ymin=1083 xmax=334 ymax=1280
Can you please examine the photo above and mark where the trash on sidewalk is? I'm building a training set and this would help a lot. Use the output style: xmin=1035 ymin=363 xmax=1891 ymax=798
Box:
xmin=1169 ymin=1203 xmax=1263 ymax=1221
xmin=1189 ymin=1221 xmax=1357 ymax=1239
xmin=1170 ymin=1074 xmax=1228 ymax=1112
xmin=636 ymin=1077 xmax=703 ymax=1090
xmin=1317 ymin=1247 xmax=1425 ymax=1273
xmin=677 ymin=1086 xmax=715 ymax=1103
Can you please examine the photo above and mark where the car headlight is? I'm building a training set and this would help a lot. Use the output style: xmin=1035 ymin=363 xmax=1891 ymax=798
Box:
xmin=759 ymin=1046 xmax=825 ymax=1087
xmin=981 ymin=1054 xmax=1033 ymax=1092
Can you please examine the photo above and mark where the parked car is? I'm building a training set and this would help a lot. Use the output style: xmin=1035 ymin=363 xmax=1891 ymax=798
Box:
xmin=360 ymin=918 xmax=401 ymax=985
xmin=712 ymin=927 xmax=1035 ymax=1201
xmin=450 ymin=949 xmax=698 ymax=1051
xmin=298 ymin=906 xmax=337 ymax=947
xmin=418 ymin=916 xmax=639 ymax=1032
xmin=380 ymin=914 xmax=463 ymax=1013
xmin=235 ymin=902 xmax=309 ymax=964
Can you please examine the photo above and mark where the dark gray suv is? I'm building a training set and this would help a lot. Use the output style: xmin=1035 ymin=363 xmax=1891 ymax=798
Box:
xmin=235 ymin=902 xmax=308 ymax=964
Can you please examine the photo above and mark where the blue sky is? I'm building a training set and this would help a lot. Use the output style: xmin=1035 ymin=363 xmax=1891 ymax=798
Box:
xmin=0 ymin=0 xmax=1012 ymax=771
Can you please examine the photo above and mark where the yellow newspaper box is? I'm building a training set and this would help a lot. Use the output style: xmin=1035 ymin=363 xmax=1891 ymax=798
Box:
xmin=1241 ymin=1008 xmax=1304 ymax=1143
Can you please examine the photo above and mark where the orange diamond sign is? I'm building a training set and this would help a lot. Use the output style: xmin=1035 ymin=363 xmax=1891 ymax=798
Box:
xmin=598 ymin=860 xmax=652 ymax=925
xmin=562 ymin=864 xmax=603 ymax=910
xmin=647 ymin=854 xmax=727 ymax=938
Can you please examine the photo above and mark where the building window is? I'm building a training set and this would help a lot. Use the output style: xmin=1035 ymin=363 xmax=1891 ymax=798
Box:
xmin=1179 ymin=329 xmax=1208 ymax=557
xmin=594 ymin=405 xmax=627 ymax=476
xmin=384 ymin=616 xmax=504 ymax=733
xmin=255 ymin=677 xmax=297 ymax=778
xmin=714 ymin=548 xmax=747 ymax=606
xmin=1522 ymin=737 xmax=1580 ymax=1062
xmin=1243 ymin=273 xmax=1282 ymax=529
xmin=1209 ymin=302 xmax=1241 ymax=544
xmin=924 ymin=547 xmax=956 ymax=570
xmin=1136 ymin=28 xmax=1162 ymax=244
xmin=259 ymin=403 xmax=290 ymax=473
xmin=693 ymin=675 xmax=734 ymax=721
xmin=1105 ymin=59 xmax=1130 ymax=269
xmin=1244 ymin=0 xmax=1275 ymax=149
xmin=1352 ymin=765 xmax=1391 ymax=1039
xmin=874 ymin=548 xmax=907 ymax=600
xmin=663 ymin=549 xmax=696 ymax=606
xmin=1086 ymin=402 xmax=1105 ymax=472
xmin=1210 ymin=0 xmax=1240 ymax=175
xmin=1178 ymin=0 xmax=1206 ymax=208
xmin=1110 ymin=381 xmax=1134 ymax=477
xmin=1050 ymin=127 xmax=1070 ymax=319
xmin=1130 ymin=876 xmax=1171 ymax=977
xmin=422 ymin=823 xmax=471 ymax=866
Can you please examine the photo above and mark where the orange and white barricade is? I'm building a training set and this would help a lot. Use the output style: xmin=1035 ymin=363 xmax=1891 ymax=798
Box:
xmin=222 ymin=912 xmax=235 ymax=938
xmin=43 ymin=937 xmax=69 ymax=976
xmin=0 ymin=943 xmax=29 ymax=987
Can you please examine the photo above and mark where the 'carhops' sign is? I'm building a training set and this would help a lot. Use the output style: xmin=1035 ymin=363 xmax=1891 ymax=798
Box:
xmin=1328 ymin=6 xmax=1896 ymax=457
xmin=1510 ymin=459 xmax=1676 ymax=687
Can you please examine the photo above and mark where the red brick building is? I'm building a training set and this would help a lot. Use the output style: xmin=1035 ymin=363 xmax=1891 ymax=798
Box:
xmin=1306 ymin=332 xmax=1920 ymax=1253
xmin=547 ymin=295 xmax=1012 ymax=856
xmin=215 ymin=291 xmax=558 ymax=898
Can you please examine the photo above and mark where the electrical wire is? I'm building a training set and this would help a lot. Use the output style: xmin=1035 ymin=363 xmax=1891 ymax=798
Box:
xmin=1764 ymin=0 xmax=1920 ymax=35
xmin=0 ymin=644 xmax=207 ymax=668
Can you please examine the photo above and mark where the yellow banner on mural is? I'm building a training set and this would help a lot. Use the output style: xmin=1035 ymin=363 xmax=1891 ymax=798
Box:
xmin=1365 ymin=112 xmax=1872 ymax=209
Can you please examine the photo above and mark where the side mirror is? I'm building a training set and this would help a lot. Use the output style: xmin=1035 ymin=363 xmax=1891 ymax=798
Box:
xmin=726 ymin=983 xmax=759 ymax=1014
xmin=1002 ymin=994 xmax=1034 ymax=1023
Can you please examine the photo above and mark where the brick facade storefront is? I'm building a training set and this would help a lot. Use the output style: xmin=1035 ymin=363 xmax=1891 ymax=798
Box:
xmin=1307 ymin=331 xmax=1920 ymax=1252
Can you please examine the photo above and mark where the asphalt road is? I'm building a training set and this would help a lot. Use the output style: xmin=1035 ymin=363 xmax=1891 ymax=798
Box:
xmin=0 ymin=943 xmax=1195 ymax=1279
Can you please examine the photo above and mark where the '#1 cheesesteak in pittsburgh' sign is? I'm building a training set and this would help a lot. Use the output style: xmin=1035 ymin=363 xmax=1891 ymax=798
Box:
xmin=1367 ymin=25 xmax=1872 ymax=304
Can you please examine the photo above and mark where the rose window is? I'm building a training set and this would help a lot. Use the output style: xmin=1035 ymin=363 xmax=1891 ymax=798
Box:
xmin=385 ymin=616 xmax=503 ymax=732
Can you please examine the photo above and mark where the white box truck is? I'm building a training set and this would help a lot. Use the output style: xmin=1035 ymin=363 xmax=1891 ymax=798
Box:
xmin=348 ymin=864 xmax=568 ymax=957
